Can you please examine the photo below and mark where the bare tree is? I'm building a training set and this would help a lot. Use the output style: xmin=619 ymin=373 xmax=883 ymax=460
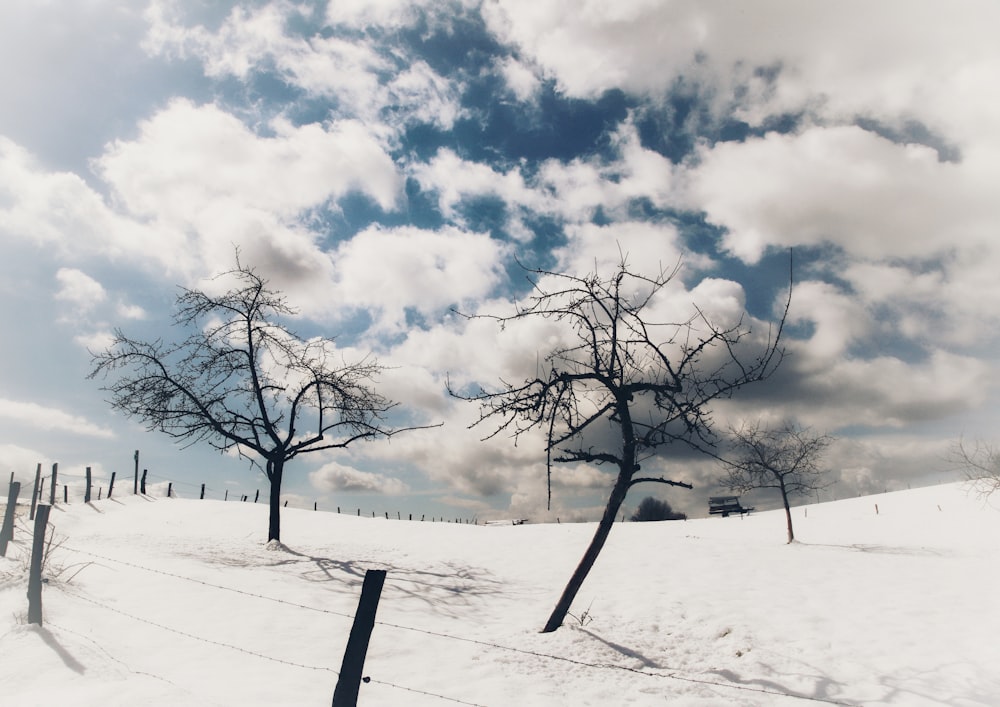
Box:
xmin=89 ymin=258 xmax=429 ymax=543
xmin=455 ymin=257 xmax=789 ymax=632
xmin=718 ymin=420 xmax=833 ymax=543
xmin=950 ymin=437 xmax=1000 ymax=499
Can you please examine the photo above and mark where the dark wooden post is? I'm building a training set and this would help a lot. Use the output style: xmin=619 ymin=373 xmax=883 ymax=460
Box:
xmin=108 ymin=471 xmax=116 ymax=499
xmin=27 ymin=504 xmax=50 ymax=625
xmin=332 ymin=569 xmax=387 ymax=707
xmin=284 ymin=500 xmax=288 ymax=507
xmin=63 ymin=485 xmax=68 ymax=503
xmin=140 ymin=469 xmax=147 ymax=495
xmin=84 ymin=467 xmax=92 ymax=503
xmin=200 ymin=483 xmax=205 ymax=500
xmin=254 ymin=489 xmax=259 ymax=503
xmin=49 ymin=463 xmax=58 ymax=505
xmin=133 ymin=450 xmax=139 ymax=494
xmin=224 ymin=489 xmax=228 ymax=501
xmin=0 ymin=482 xmax=20 ymax=556
xmin=167 ymin=483 xmax=172 ymax=498
xmin=30 ymin=463 xmax=41 ymax=521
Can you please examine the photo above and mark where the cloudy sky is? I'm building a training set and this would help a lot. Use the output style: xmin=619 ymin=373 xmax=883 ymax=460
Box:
xmin=2 ymin=0 xmax=998 ymax=521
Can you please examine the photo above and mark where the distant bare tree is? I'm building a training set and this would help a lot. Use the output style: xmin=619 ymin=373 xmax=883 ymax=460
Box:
xmin=950 ymin=437 xmax=1000 ymax=499
xmin=718 ymin=421 xmax=833 ymax=543
xmin=631 ymin=496 xmax=686 ymax=522
xmin=90 ymin=257 xmax=431 ymax=543
xmin=455 ymin=256 xmax=789 ymax=632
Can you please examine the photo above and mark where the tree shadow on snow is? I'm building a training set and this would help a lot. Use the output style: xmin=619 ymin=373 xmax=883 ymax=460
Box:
xmin=188 ymin=542 xmax=505 ymax=618
xmin=874 ymin=663 xmax=1000 ymax=706
xmin=708 ymin=663 xmax=846 ymax=704
xmin=797 ymin=542 xmax=946 ymax=557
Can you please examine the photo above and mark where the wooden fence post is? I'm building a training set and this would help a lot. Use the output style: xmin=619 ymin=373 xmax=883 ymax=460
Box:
xmin=140 ymin=469 xmax=147 ymax=495
xmin=133 ymin=450 xmax=139 ymax=494
xmin=0 ymin=482 xmax=20 ymax=556
xmin=200 ymin=483 xmax=205 ymax=500
xmin=27 ymin=504 xmax=50 ymax=625
xmin=49 ymin=463 xmax=58 ymax=505
xmin=224 ymin=490 xmax=228 ymax=501
xmin=108 ymin=471 xmax=116 ymax=499
xmin=63 ymin=486 xmax=68 ymax=504
xmin=85 ymin=467 xmax=92 ymax=503
xmin=167 ymin=483 xmax=172 ymax=498
xmin=30 ymin=463 xmax=41 ymax=521
xmin=254 ymin=489 xmax=259 ymax=503
xmin=332 ymin=569 xmax=387 ymax=707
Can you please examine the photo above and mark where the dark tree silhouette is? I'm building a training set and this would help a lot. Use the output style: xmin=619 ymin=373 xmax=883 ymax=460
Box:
xmin=89 ymin=258 xmax=430 ymax=543
xmin=950 ymin=437 xmax=1000 ymax=499
xmin=718 ymin=420 xmax=833 ymax=543
xmin=631 ymin=496 xmax=686 ymax=521
xmin=455 ymin=257 xmax=789 ymax=632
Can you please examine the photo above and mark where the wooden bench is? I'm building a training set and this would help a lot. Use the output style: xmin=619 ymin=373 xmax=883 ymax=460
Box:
xmin=708 ymin=496 xmax=754 ymax=518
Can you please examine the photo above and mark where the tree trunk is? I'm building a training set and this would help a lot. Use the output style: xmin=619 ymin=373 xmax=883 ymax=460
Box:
xmin=268 ymin=459 xmax=284 ymax=543
xmin=542 ymin=470 xmax=631 ymax=633
xmin=780 ymin=479 xmax=794 ymax=543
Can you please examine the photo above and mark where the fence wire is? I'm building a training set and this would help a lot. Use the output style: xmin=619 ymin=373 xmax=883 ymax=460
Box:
xmin=55 ymin=544 xmax=856 ymax=706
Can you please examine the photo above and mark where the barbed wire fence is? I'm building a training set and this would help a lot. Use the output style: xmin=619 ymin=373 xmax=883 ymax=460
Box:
xmin=6 ymin=465 xmax=481 ymax=525
xmin=3 ymin=472 xmax=864 ymax=706
xmin=45 ymin=543 xmax=857 ymax=707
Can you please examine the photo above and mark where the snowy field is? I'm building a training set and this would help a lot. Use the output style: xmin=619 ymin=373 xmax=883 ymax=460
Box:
xmin=1 ymin=482 xmax=998 ymax=706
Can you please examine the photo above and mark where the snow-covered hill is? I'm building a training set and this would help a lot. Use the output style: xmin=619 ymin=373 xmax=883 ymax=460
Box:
xmin=2 ymin=482 xmax=998 ymax=705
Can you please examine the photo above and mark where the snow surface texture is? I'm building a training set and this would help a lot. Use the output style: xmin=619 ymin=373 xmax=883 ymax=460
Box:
xmin=1 ymin=483 xmax=998 ymax=706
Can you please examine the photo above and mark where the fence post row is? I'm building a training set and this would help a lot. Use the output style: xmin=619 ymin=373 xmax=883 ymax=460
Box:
xmin=332 ymin=569 xmax=387 ymax=707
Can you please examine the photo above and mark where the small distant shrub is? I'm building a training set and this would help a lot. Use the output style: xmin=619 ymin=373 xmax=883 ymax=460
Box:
xmin=630 ymin=497 xmax=686 ymax=522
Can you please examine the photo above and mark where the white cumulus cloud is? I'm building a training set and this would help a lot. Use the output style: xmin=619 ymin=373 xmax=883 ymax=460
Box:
xmin=310 ymin=462 xmax=409 ymax=495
